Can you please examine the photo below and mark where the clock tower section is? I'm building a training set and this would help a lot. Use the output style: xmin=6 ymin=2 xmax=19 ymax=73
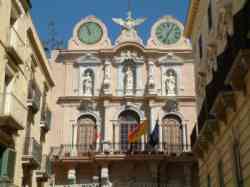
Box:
xmin=147 ymin=16 xmax=191 ymax=50
xmin=68 ymin=16 xmax=112 ymax=50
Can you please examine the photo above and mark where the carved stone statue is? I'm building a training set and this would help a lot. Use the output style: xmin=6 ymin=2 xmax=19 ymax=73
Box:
xmin=83 ymin=72 xmax=93 ymax=96
xmin=104 ymin=63 xmax=111 ymax=81
xmin=148 ymin=62 xmax=155 ymax=86
xmin=125 ymin=66 xmax=134 ymax=95
xmin=113 ymin=12 xmax=146 ymax=45
xmin=165 ymin=71 xmax=176 ymax=96
xmin=112 ymin=11 xmax=146 ymax=31
xmin=148 ymin=62 xmax=156 ymax=95
xmin=103 ymin=61 xmax=112 ymax=95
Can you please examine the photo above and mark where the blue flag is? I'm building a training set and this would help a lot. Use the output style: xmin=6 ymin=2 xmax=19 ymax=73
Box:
xmin=149 ymin=119 xmax=159 ymax=147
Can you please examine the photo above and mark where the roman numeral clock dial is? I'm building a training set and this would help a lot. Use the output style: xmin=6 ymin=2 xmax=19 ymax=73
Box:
xmin=155 ymin=22 xmax=181 ymax=45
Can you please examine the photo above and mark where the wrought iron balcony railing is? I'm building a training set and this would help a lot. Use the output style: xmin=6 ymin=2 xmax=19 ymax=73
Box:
xmin=0 ymin=92 xmax=25 ymax=131
xmin=50 ymin=143 xmax=191 ymax=158
xmin=54 ymin=182 xmax=170 ymax=187
xmin=22 ymin=137 xmax=42 ymax=169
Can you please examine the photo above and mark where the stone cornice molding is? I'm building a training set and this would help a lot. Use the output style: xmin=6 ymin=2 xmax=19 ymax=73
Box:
xmin=75 ymin=53 xmax=102 ymax=65
xmin=158 ymin=53 xmax=184 ymax=65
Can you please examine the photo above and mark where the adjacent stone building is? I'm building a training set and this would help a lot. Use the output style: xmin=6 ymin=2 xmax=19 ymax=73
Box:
xmin=48 ymin=13 xmax=198 ymax=187
xmin=185 ymin=0 xmax=250 ymax=186
xmin=0 ymin=0 xmax=54 ymax=186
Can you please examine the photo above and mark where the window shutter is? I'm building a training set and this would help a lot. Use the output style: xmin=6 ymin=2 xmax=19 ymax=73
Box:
xmin=47 ymin=109 xmax=52 ymax=129
xmin=1 ymin=148 xmax=16 ymax=181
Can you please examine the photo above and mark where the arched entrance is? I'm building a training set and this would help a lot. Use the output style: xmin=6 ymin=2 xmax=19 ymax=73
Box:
xmin=162 ymin=114 xmax=183 ymax=154
xmin=118 ymin=110 xmax=141 ymax=152
xmin=77 ymin=114 xmax=97 ymax=153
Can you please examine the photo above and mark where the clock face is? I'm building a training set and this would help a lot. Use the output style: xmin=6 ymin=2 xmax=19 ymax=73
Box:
xmin=155 ymin=22 xmax=181 ymax=45
xmin=78 ymin=22 xmax=103 ymax=44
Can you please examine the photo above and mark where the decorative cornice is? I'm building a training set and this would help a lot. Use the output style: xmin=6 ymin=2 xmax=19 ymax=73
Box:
xmin=57 ymin=95 xmax=196 ymax=104
xmin=75 ymin=53 xmax=102 ymax=65
xmin=158 ymin=53 xmax=184 ymax=65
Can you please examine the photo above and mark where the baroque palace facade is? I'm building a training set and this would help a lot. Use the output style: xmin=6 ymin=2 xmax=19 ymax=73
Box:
xmin=0 ymin=0 xmax=54 ymax=187
xmin=185 ymin=0 xmax=250 ymax=187
xmin=48 ymin=13 xmax=198 ymax=187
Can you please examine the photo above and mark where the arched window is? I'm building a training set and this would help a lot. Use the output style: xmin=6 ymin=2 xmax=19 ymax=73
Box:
xmin=118 ymin=110 xmax=140 ymax=152
xmin=77 ymin=115 xmax=96 ymax=153
xmin=82 ymin=69 xmax=94 ymax=96
xmin=162 ymin=114 xmax=183 ymax=154
xmin=165 ymin=69 xmax=177 ymax=96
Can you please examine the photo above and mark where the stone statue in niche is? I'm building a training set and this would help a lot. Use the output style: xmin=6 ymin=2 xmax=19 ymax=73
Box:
xmin=82 ymin=71 xmax=93 ymax=96
xmin=165 ymin=71 xmax=177 ymax=96
xmin=103 ymin=61 xmax=112 ymax=95
xmin=125 ymin=66 xmax=134 ymax=95
xmin=148 ymin=61 xmax=156 ymax=94
xmin=148 ymin=62 xmax=155 ymax=87
xmin=104 ymin=63 xmax=111 ymax=81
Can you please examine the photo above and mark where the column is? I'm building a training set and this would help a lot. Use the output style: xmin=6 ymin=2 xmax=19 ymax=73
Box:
xmin=71 ymin=123 xmax=78 ymax=156
xmin=102 ymin=101 xmax=112 ymax=153
xmin=117 ymin=65 xmax=123 ymax=96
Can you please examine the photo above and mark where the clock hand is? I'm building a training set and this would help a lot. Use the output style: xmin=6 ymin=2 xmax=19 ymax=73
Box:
xmin=86 ymin=25 xmax=91 ymax=36
xmin=165 ymin=25 xmax=174 ymax=40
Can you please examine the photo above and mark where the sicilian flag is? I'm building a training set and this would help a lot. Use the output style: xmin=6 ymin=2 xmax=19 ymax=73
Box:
xmin=128 ymin=120 xmax=148 ymax=143
xmin=148 ymin=119 xmax=159 ymax=147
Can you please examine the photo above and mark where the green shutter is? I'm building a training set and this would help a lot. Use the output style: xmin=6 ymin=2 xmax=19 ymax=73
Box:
xmin=47 ymin=110 xmax=52 ymax=129
xmin=1 ymin=148 xmax=16 ymax=181
xmin=0 ymin=146 xmax=5 ymax=175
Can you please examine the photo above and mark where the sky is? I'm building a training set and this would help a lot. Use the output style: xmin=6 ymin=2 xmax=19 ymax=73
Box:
xmin=31 ymin=0 xmax=190 ymax=47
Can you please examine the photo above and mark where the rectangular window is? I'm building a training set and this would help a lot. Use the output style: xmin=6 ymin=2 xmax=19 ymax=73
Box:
xmin=208 ymin=0 xmax=213 ymax=31
xmin=198 ymin=36 xmax=203 ymax=59
xmin=218 ymin=160 xmax=225 ymax=187
xmin=207 ymin=175 xmax=211 ymax=187
xmin=233 ymin=141 xmax=244 ymax=187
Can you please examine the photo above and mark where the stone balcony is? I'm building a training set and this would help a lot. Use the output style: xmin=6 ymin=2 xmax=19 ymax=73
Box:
xmin=22 ymin=137 xmax=42 ymax=169
xmin=50 ymin=142 xmax=192 ymax=162
xmin=0 ymin=92 xmax=25 ymax=132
